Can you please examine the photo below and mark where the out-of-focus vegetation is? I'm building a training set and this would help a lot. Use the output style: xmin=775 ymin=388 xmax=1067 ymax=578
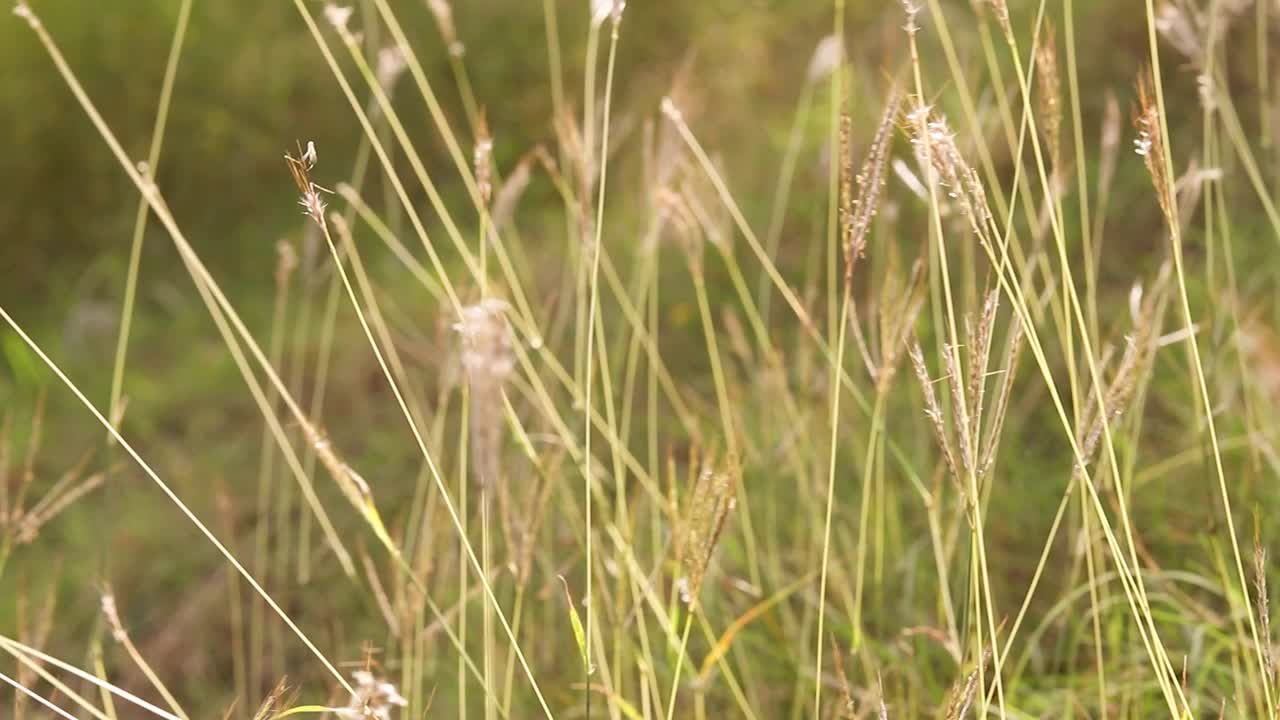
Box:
xmin=3 ymin=0 xmax=1280 ymax=718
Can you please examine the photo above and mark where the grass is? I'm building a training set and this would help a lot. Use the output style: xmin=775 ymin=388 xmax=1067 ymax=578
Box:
xmin=3 ymin=0 xmax=1280 ymax=717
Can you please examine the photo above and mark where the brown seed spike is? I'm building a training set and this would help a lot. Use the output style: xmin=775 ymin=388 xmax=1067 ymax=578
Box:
xmin=1035 ymin=20 xmax=1062 ymax=173
xmin=844 ymin=87 xmax=902 ymax=285
xmin=987 ymin=0 xmax=1012 ymax=38
xmin=839 ymin=108 xmax=856 ymax=282
xmin=285 ymin=141 xmax=332 ymax=228
xmin=1134 ymin=69 xmax=1174 ymax=228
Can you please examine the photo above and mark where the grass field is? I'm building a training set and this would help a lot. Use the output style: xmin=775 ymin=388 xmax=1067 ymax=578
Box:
xmin=4 ymin=0 xmax=1280 ymax=717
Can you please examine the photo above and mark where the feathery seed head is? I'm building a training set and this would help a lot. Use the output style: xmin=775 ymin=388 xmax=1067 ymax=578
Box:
xmin=336 ymin=671 xmax=407 ymax=720
xmin=1155 ymin=2 xmax=1202 ymax=64
xmin=323 ymin=4 xmax=354 ymax=34
xmin=841 ymin=88 xmax=901 ymax=282
xmin=986 ymin=0 xmax=1011 ymax=38
xmin=286 ymin=142 xmax=332 ymax=227
xmin=591 ymin=0 xmax=625 ymax=27
xmin=901 ymin=1 xmax=922 ymax=35
xmin=455 ymin=299 xmax=514 ymax=383
xmin=908 ymin=105 xmax=996 ymax=243
xmin=13 ymin=2 xmax=38 ymax=27
xmin=426 ymin=0 xmax=461 ymax=55
xmin=456 ymin=299 xmax=515 ymax=487
xmin=376 ymin=47 xmax=408 ymax=92
xmin=100 ymin=592 xmax=128 ymax=643
xmin=807 ymin=35 xmax=844 ymax=84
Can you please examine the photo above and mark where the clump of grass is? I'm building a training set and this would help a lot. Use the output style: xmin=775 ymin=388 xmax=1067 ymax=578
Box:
xmin=11 ymin=0 xmax=1280 ymax=717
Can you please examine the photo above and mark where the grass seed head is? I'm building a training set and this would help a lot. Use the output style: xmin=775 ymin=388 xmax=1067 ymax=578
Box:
xmin=1035 ymin=20 xmax=1062 ymax=171
xmin=842 ymin=87 xmax=901 ymax=283
xmin=986 ymin=0 xmax=1011 ymax=38
xmin=908 ymin=105 xmax=996 ymax=245
xmin=12 ymin=2 xmax=38 ymax=28
xmin=323 ymin=4 xmax=354 ymax=36
xmin=492 ymin=150 xmax=535 ymax=229
xmin=286 ymin=142 xmax=332 ymax=228
xmin=807 ymin=34 xmax=844 ymax=84
xmin=455 ymin=299 xmax=515 ymax=487
xmin=337 ymin=670 xmax=407 ymax=720
xmin=1134 ymin=69 xmax=1175 ymax=227
xmin=426 ymin=0 xmax=463 ymax=56
xmin=677 ymin=457 xmax=738 ymax=608
xmin=909 ymin=341 xmax=961 ymax=482
xmin=977 ymin=315 xmax=1024 ymax=478
xmin=376 ymin=46 xmax=408 ymax=92
xmin=1255 ymin=539 xmax=1275 ymax=683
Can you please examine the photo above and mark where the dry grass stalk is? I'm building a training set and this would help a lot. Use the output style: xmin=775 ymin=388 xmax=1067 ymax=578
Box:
xmin=13 ymin=471 xmax=104 ymax=544
xmin=680 ymin=160 xmax=732 ymax=252
xmin=940 ymin=649 xmax=990 ymax=719
xmin=455 ymin=298 xmax=515 ymax=488
xmin=13 ymin=573 xmax=57 ymax=706
xmin=655 ymin=185 xmax=702 ymax=265
xmin=677 ymin=457 xmax=738 ymax=608
xmin=514 ymin=456 xmax=558 ymax=585
xmin=474 ymin=110 xmax=494 ymax=207
xmin=302 ymin=419 xmax=379 ymax=514
xmin=250 ymin=678 xmax=296 ymax=720
xmin=553 ymin=107 xmax=593 ymax=234
xmin=830 ymin=636 xmax=856 ymax=718
xmin=100 ymin=591 xmax=128 ymax=644
xmin=492 ymin=150 xmax=535 ymax=230
xmin=2 ymin=439 xmax=104 ymax=546
xmin=359 ymin=546 xmax=401 ymax=637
